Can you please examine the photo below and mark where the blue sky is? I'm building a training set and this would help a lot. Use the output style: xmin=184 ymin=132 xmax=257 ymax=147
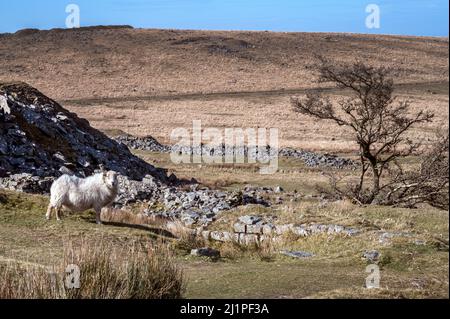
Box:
xmin=1 ymin=0 xmax=448 ymax=36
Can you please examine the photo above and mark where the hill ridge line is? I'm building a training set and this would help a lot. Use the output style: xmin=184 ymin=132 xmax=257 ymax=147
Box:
xmin=60 ymin=80 xmax=448 ymax=105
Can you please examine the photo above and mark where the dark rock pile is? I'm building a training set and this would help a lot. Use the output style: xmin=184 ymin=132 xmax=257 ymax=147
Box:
xmin=113 ymin=134 xmax=171 ymax=153
xmin=279 ymin=148 xmax=356 ymax=169
xmin=191 ymin=247 xmax=221 ymax=259
xmin=0 ymin=83 xmax=170 ymax=193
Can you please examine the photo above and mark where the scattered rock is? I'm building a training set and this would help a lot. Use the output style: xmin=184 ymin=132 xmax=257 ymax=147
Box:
xmin=0 ymin=84 xmax=363 ymax=251
xmin=291 ymin=225 xmax=308 ymax=237
xmin=0 ymin=95 xmax=10 ymax=114
xmin=378 ymin=231 xmax=414 ymax=244
xmin=280 ymin=250 xmax=314 ymax=258
xmin=233 ymin=222 xmax=246 ymax=233
xmin=362 ymin=250 xmax=380 ymax=263
xmin=191 ymin=247 xmax=220 ymax=259
xmin=274 ymin=186 xmax=284 ymax=193
xmin=413 ymin=239 xmax=427 ymax=246
xmin=275 ymin=224 xmax=294 ymax=235
xmin=0 ymin=173 xmax=54 ymax=194
xmin=143 ymin=187 xmax=270 ymax=226
xmin=342 ymin=228 xmax=360 ymax=236
xmin=238 ymin=215 xmax=262 ymax=225
xmin=210 ymin=231 xmax=233 ymax=242
xmin=246 ymin=223 xmax=264 ymax=234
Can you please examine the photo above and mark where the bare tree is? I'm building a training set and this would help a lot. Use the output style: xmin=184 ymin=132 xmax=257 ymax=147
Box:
xmin=291 ymin=57 xmax=436 ymax=205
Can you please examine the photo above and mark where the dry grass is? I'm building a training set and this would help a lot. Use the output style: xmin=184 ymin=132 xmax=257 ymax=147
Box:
xmin=0 ymin=176 xmax=448 ymax=298
xmin=168 ymin=221 xmax=206 ymax=253
xmin=0 ymin=238 xmax=184 ymax=299
xmin=99 ymin=209 xmax=210 ymax=254
xmin=215 ymin=237 xmax=278 ymax=262
xmin=1 ymin=28 xmax=447 ymax=101
xmin=67 ymin=86 xmax=448 ymax=151
xmin=100 ymin=207 xmax=167 ymax=228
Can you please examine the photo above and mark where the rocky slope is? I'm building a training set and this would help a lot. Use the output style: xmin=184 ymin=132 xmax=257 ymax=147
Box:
xmin=0 ymin=82 xmax=171 ymax=193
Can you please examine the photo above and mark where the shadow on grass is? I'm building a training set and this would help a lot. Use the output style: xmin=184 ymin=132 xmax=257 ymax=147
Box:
xmin=0 ymin=193 xmax=7 ymax=204
xmin=80 ymin=216 xmax=177 ymax=239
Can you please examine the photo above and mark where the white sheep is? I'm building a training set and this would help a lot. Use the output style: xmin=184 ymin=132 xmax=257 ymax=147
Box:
xmin=46 ymin=171 xmax=118 ymax=224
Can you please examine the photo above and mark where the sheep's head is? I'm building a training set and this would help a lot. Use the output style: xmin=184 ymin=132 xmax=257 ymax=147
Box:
xmin=103 ymin=171 xmax=118 ymax=190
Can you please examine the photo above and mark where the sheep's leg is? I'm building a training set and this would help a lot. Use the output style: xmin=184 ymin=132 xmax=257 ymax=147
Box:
xmin=95 ymin=208 xmax=102 ymax=225
xmin=55 ymin=207 xmax=62 ymax=221
xmin=45 ymin=204 xmax=53 ymax=220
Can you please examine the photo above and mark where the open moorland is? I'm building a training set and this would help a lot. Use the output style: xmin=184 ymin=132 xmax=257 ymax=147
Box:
xmin=0 ymin=27 xmax=448 ymax=150
xmin=0 ymin=27 xmax=448 ymax=299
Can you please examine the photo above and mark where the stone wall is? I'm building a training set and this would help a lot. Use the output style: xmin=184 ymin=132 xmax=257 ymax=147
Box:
xmin=197 ymin=215 xmax=360 ymax=245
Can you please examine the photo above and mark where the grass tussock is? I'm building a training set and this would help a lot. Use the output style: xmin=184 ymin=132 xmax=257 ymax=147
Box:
xmin=255 ymin=237 xmax=278 ymax=262
xmin=218 ymin=236 xmax=278 ymax=262
xmin=168 ymin=222 xmax=206 ymax=253
xmin=0 ymin=239 xmax=184 ymax=299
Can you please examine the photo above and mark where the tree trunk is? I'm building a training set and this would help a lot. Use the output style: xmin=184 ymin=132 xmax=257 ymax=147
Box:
xmin=369 ymin=164 xmax=381 ymax=203
xmin=363 ymin=147 xmax=380 ymax=204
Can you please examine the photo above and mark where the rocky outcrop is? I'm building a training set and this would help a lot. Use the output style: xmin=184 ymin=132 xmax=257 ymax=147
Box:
xmin=0 ymin=83 xmax=170 ymax=193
